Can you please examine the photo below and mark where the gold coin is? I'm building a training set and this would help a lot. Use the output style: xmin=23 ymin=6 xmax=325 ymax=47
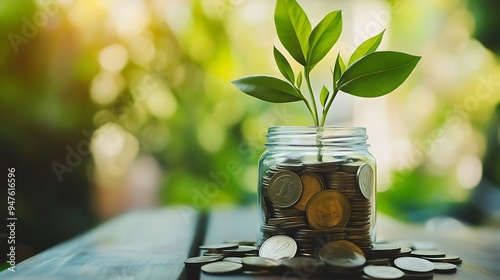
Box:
xmin=294 ymin=172 xmax=324 ymax=211
xmin=319 ymin=240 xmax=366 ymax=269
xmin=306 ymin=190 xmax=351 ymax=229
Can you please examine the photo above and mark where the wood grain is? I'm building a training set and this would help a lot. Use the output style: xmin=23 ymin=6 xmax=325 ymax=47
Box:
xmin=0 ymin=207 xmax=200 ymax=280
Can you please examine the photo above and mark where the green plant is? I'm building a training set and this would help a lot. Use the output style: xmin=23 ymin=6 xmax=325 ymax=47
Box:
xmin=232 ymin=0 xmax=421 ymax=126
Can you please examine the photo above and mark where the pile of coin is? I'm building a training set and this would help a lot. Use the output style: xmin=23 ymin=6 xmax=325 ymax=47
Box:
xmin=187 ymin=238 xmax=460 ymax=278
xmin=260 ymin=160 xmax=374 ymax=255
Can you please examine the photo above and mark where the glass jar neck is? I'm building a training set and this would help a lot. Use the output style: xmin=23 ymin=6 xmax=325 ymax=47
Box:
xmin=265 ymin=126 xmax=369 ymax=150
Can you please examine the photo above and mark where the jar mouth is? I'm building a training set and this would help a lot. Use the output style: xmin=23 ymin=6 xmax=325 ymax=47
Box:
xmin=266 ymin=126 xmax=369 ymax=148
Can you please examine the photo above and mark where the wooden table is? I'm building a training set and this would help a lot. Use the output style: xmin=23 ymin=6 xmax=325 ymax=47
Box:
xmin=1 ymin=207 xmax=499 ymax=279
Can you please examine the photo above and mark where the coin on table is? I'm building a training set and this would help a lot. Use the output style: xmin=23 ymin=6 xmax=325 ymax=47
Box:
xmin=281 ymin=257 xmax=325 ymax=271
xmin=363 ymin=265 xmax=405 ymax=279
xmin=319 ymin=240 xmax=366 ymax=269
xmin=199 ymin=243 xmax=239 ymax=250
xmin=268 ymin=171 xmax=303 ymax=208
xmin=423 ymin=254 xmax=461 ymax=264
xmin=241 ymin=256 xmax=281 ymax=269
xmin=223 ymin=245 xmax=258 ymax=256
xmin=259 ymin=235 xmax=297 ymax=259
xmin=394 ymin=257 xmax=434 ymax=273
xmin=201 ymin=261 xmax=243 ymax=274
xmin=411 ymin=250 xmax=446 ymax=258
xmin=223 ymin=257 xmax=242 ymax=263
xmin=294 ymin=172 xmax=324 ymax=211
xmin=306 ymin=190 xmax=351 ymax=229
xmin=372 ymin=244 xmax=402 ymax=254
xmin=432 ymin=262 xmax=457 ymax=273
xmin=356 ymin=164 xmax=373 ymax=199
xmin=184 ymin=255 xmax=223 ymax=266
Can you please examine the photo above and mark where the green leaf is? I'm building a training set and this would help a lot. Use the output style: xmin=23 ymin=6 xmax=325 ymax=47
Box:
xmin=307 ymin=10 xmax=342 ymax=69
xmin=333 ymin=53 xmax=344 ymax=84
xmin=275 ymin=0 xmax=311 ymax=65
xmin=348 ymin=30 xmax=385 ymax=65
xmin=296 ymin=71 xmax=303 ymax=88
xmin=273 ymin=46 xmax=295 ymax=84
xmin=338 ymin=51 xmax=421 ymax=98
xmin=320 ymin=85 xmax=330 ymax=107
xmin=231 ymin=75 xmax=302 ymax=103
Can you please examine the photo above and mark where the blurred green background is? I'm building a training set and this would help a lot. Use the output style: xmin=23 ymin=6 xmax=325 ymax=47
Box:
xmin=1 ymin=0 xmax=499 ymax=264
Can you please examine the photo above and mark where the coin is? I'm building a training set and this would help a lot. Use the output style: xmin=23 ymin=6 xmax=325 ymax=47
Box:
xmin=199 ymin=243 xmax=239 ymax=250
xmin=393 ymin=257 xmax=434 ymax=273
xmin=294 ymin=172 xmax=324 ymax=211
xmin=423 ymin=254 xmax=462 ymax=264
xmin=281 ymin=257 xmax=325 ymax=271
xmin=432 ymin=262 xmax=457 ymax=273
xmin=372 ymin=244 xmax=401 ymax=252
xmin=357 ymin=164 xmax=373 ymax=199
xmin=411 ymin=250 xmax=446 ymax=258
xmin=363 ymin=265 xmax=405 ymax=279
xmin=259 ymin=235 xmax=297 ymax=259
xmin=319 ymin=240 xmax=366 ymax=269
xmin=225 ymin=240 xmax=256 ymax=246
xmin=269 ymin=171 xmax=303 ymax=208
xmin=200 ymin=261 xmax=243 ymax=274
xmin=306 ymin=190 xmax=351 ymax=229
xmin=241 ymin=256 xmax=281 ymax=268
xmin=184 ymin=255 xmax=223 ymax=265
xmin=223 ymin=257 xmax=242 ymax=263
xmin=223 ymin=245 xmax=258 ymax=256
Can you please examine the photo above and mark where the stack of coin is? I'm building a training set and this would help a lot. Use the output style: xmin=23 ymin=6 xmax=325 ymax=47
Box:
xmin=259 ymin=160 xmax=374 ymax=256
xmin=199 ymin=243 xmax=258 ymax=258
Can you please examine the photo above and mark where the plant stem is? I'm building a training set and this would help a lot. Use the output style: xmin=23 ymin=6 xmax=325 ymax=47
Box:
xmin=316 ymin=126 xmax=323 ymax=162
xmin=293 ymin=85 xmax=316 ymax=127
xmin=304 ymin=67 xmax=319 ymax=126
xmin=321 ymin=88 xmax=339 ymax=126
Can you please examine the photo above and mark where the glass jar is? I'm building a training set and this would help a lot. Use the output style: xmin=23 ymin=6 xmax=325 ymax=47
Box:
xmin=257 ymin=126 xmax=376 ymax=256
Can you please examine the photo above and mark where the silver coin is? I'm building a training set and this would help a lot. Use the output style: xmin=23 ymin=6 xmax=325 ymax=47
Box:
xmin=199 ymin=243 xmax=239 ymax=250
xmin=259 ymin=235 xmax=297 ymax=259
xmin=223 ymin=257 xmax=242 ymax=263
xmin=241 ymin=256 xmax=281 ymax=268
xmin=200 ymin=261 xmax=242 ymax=274
xmin=363 ymin=265 xmax=405 ymax=279
xmin=394 ymin=257 xmax=434 ymax=273
xmin=268 ymin=171 xmax=303 ymax=208
xmin=432 ymin=262 xmax=457 ymax=273
xmin=411 ymin=250 xmax=446 ymax=258
xmin=356 ymin=164 xmax=373 ymax=199
xmin=423 ymin=254 xmax=461 ymax=263
xmin=184 ymin=255 xmax=223 ymax=265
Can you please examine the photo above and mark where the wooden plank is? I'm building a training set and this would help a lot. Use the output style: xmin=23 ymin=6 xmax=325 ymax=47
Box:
xmin=199 ymin=208 xmax=500 ymax=280
xmin=0 ymin=207 xmax=201 ymax=280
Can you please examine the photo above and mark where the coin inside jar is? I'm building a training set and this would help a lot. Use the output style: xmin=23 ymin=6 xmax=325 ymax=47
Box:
xmin=306 ymin=190 xmax=351 ymax=229
xmin=294 ymin=171 xmax=324 ymax=211
xmin=268 ymin=171 xmax=303 ymax=208
xmin=356 ymin=164 xmax=373 ymax=199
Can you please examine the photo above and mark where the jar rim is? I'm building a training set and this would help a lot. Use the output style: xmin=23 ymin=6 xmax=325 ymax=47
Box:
xmin=268 ymin=126 xmax=367 ymax=136
xmin=266 ymin=126 xmax=369 ymax=148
